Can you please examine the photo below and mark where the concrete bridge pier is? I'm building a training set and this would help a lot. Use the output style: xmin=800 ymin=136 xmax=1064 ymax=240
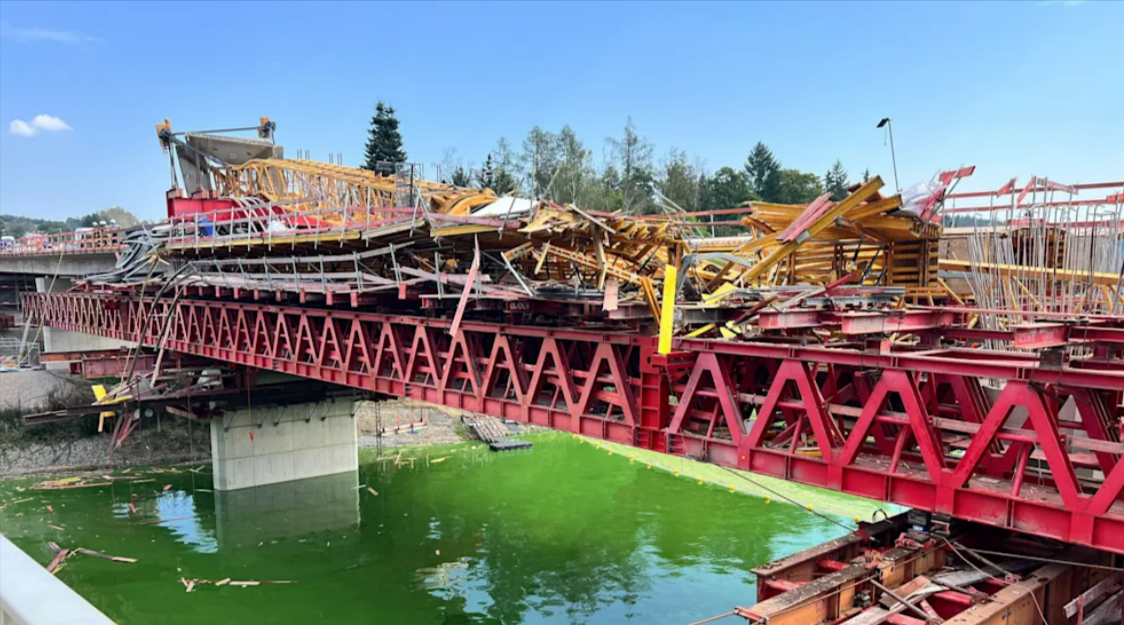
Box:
xmin=210 ymin=398 xmax=358 ymax=491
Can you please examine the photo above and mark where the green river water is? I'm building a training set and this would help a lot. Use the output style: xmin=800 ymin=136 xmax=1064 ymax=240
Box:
xmin=1 ymin=433 xmax=867 ymax=624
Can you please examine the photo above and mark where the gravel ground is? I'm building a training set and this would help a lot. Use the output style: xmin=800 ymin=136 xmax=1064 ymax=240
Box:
xmin=0 ymin=370 xmax=93 ymax=412
xmin=355 ymin=399 xmax=468 ymax=449
xmin=1 ymin=380 xmax=530 ymax=479
xmin=0 ymin=421 xmax=211 ymax=479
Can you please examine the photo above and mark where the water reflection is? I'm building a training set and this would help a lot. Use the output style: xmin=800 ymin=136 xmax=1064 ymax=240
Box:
xmin=212 ymin=471 xmax=360 ymax=548
xmin=155 ymin=491 xmax=219 ymax=553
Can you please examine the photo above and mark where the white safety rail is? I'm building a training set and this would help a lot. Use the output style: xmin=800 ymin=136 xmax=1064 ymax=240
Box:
xmin=0 ymin=535 xmax=116 ymax=625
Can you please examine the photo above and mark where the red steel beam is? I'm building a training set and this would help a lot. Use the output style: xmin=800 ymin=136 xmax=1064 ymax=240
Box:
xmin=21 ymin=290 xmax=1124 ymax=554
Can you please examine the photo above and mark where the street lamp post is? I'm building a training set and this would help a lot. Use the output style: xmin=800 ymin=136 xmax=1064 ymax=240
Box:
xmin=877 ymin=118 xmax=900 ymax=193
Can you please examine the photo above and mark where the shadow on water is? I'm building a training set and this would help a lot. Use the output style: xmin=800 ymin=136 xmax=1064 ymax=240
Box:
xmin=0 ymin=433 xmax=847 ymax=625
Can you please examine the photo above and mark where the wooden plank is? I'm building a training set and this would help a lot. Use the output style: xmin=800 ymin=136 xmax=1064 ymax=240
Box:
xmin=841 ymin=607 xmax=892 ymax=625
xmin=1082 ymin=589 xmax=1123 ymax=625
xmin=448 ymin=244 xmax=480 ymax=338
xmin=743 ymin=564 xmax=871 ymax=620
xmin=1065 ymin=575 xmax=1121 ymax=618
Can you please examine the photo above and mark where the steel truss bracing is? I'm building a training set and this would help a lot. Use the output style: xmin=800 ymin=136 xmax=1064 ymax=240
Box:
xmin=22 ymin=291 xmax=1124 ymax=554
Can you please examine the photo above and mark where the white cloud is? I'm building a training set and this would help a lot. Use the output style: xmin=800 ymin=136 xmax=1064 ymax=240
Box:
xmin=9 ymin=120 xmax=37 ymax=137
xmin=8 ymin=115 xmax=73 ymax=137
xmin=30 ymin=115 xmax=71 ymax=132
xmin=0 ymin=21 xmax=96 ymax=44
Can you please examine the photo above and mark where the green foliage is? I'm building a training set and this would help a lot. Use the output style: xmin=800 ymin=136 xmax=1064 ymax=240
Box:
xmin=862 ymin=168 xmax=872 ymax=183
xmin=703 ymin=167 xmax=754 ymax=210
xmin=744 ymin=142 xmax=783 ymax=203
xmin=489 ymin=138 xmax=519 ymax=195
xmin=361 ymin=101 xmax=407 ymax=172
xmin=1 ymin=207 xmax=140 ymax=238
xmin=476 ymin=154 xmax=496 ymax=189
xmin=459 ymin=122 xmax=881 ymax=230
xmin=451 ymin=166 xmax=472 ymax=187
xmin=657 ymin=149 xmax=701 ymax=211
xmin=606 ymin=117 xmax=655 ymax=214
xmin=552 ymin=126 xmax=593 ymax=206
xmin=0 ymin=214 xmax=68 ymax=237
xmin=824 ymin=160 xmax=850 ymax=201
xmin=778 ymin=169 xmax=825 ymax=205
xmin=521 ymin=126 xmax=560 ymax=198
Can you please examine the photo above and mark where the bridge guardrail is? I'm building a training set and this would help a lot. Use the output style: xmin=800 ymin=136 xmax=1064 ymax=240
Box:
xmin=0 ymin=534 xmax=117 ymax=624
xmin=0 ymin=229 xmax=125 ymax=257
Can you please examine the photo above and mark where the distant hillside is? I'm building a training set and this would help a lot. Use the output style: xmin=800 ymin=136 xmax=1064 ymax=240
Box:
xmin=0 ymin=207 xmax=140 ymax=238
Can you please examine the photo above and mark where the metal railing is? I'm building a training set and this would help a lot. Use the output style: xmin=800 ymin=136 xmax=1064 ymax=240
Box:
xmin=162 ymin=201 xmax=523 ymax=253
xmin=0 ymin=229 xmax=125 ymax=257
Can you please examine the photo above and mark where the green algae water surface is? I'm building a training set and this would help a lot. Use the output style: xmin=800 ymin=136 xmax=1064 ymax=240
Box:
xmin=1 ymin=433 xmax=863 ymax=624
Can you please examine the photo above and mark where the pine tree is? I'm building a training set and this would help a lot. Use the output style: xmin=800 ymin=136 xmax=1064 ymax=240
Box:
xmin=451 ymin=166 xmax=472 ymax=187
xmin=490 ymin=138 xmax=519 ymax=195
xmin=824 ymin=160 xmax=850 ymax=201
xmin=744 ymin=142 xmax=782 ymax=203
xmin=477 ymin=154 xmax=496 ymax=189
xmin=362 ymin=101 xmax=407 ymax=172
xmin=862 ymin=168 xmax=872 ymax=183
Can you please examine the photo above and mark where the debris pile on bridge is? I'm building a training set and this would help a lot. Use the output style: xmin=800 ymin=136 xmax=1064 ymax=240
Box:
xmin=82 ymin=158 xmax=946 ymax=343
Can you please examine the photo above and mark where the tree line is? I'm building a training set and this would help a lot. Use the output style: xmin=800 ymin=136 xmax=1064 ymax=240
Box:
xmin=361 ymin=101 xmax=871 ymax=217
xmin=0 ymin=207 xmax=140 ymax=238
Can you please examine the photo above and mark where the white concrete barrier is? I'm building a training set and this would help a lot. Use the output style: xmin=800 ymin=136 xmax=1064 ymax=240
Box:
xmin=0 ymin=535 xmax=116 ymax=625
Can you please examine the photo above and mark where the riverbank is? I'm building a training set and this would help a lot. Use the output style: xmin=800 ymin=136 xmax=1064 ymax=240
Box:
xmin=0 ymin=388 xmax=478 ymax=479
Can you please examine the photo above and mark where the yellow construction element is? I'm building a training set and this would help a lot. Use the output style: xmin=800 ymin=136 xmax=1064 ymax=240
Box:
xmin=212 ymin=158 xmax=498 ymax=228
xmin=939 ymin=259 xmax=1124 ymax=287
xmin=91 ymin=384 xmax=123 ymax=433
xmin=658 ymin=265 xmax=678 ymax=355
xmin=701 ymin=283 xmax=738 ymax=307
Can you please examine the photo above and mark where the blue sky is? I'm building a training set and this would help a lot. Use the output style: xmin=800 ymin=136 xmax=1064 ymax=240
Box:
xmin=1 ymin=0 xmax=1121 ymax=221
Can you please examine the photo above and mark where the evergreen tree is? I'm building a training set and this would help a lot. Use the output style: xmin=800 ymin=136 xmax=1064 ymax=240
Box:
xmin=491 ymin=138 xmax=519 ymax=195
xmin=361 ymin=101 xmax=407 ymax=172
xmin=477 ymin=154 xmax=496 ymax=189
xmin=744 ymin=142 xmax=782 ymax=203
xmin=824 ymin=160 xmax=850 ymax=201
xmin=862 ymin=168 xmax=872 ymax=183
xmin=451 ymin=166 xmax=472 ymax=187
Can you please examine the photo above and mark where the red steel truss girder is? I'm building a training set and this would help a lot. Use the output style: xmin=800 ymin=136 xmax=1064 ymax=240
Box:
xmin=21 ymin=291 xmax=1124 ymax=553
